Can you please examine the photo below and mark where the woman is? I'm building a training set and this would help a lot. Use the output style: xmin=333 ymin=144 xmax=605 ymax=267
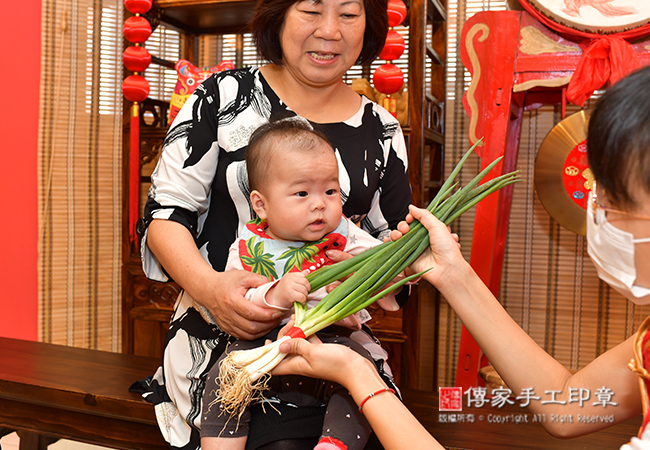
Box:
xmin=138 ymin=0 xmax=411 ymax=447
xmin=277 ymin=66 xmax=650 ymax=449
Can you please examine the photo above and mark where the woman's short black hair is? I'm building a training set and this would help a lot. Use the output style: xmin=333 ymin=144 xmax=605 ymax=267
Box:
xmin=587 ymin=66 xmax=650 ymax=209
xmin=250 ymin=0 xmax=389 ymax=66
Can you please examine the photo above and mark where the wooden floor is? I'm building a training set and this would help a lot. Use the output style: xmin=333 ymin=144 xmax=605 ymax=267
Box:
xmin=402 ymin=389 xmax=643 ymax=450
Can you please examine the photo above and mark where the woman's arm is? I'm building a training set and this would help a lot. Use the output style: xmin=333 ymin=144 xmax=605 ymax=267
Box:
xmin=147 ymin=219 xmax=279 ymax=340
xmin=408 ymin=205 xmax=643 ymax=437
xmin=273 ymin=337 xmax=444 ymax=450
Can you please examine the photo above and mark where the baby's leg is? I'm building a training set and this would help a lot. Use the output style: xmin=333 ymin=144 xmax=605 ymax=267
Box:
xmin=202 ymin=436 xmax=247 ymax=450
xmin=315 ymin=331 xmax=376 ymax=450
xmin=316 ymin=386 xmax=372 ymax=450
xmin=201 ymin=339 xmax=268 ymax=449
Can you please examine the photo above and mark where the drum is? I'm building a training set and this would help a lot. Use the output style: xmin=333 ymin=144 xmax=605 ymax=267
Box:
xmin=517 ymin=0 xmax=650 ymax=36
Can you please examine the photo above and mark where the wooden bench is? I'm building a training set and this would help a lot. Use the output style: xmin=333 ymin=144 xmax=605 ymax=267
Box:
xmin=0 ymin=337 xmax=167 ymax=450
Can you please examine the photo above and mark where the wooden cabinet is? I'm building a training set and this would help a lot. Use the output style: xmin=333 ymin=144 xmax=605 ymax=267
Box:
xmin=122 ymin=0 xmax=447 ymax=390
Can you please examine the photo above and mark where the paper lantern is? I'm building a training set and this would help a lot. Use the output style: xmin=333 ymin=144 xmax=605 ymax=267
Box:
xmin=373 ymin=0 xmax=406 ymax=117
xmin=123 ymin=1 xmax=153 ymax=245
xmin=379 ymin=29 xmax=405 ymax=61
xmin=373 ymin=63 xmax=404 ymax=95
xmin=123 ymin=46 xmax=151 ymax=72
xmin=386 ymin=0 xmax=407 ymax=28
xmin=123 ymin=15 xmax=152 ymax=43
xmin=124 ymin=0 xmax=152 ymax=14
xmin=122 ymin=75 xmax=150 ymax=103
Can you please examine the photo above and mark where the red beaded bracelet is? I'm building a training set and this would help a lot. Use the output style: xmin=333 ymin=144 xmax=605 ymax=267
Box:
xmin=358 ymin=387 xmax=395 ymax=413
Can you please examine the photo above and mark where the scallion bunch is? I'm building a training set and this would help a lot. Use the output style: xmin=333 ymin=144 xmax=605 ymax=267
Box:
xmin=213 ymin=141 xmax=520 ymax=419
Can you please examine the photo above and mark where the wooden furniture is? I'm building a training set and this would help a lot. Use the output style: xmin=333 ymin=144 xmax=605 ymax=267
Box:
xmin=122 ymin=0 xmax=447 ymax=389
xmin=455 ymin=9 xmax=650 ymax=390
xmin=0 ymin=337 xmax=166 ymax=450
xmin=402 ymin=389 xmax=643 ymax=450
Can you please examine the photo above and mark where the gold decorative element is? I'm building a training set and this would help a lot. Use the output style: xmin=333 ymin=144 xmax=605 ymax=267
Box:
xmin=565 ymin=166 xmax=579 ymax=176
xmin=465 ymin=23 xmax=490 ymax=147
xmin=519 ymin=26 xmax=579 ymax=55
xmin=513 ymin=77 xmax=572 ymax=92
xmin=582 ymin=168 xmax=594 ymax=191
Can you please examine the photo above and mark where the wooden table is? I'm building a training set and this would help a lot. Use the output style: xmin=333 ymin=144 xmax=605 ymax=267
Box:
xmin=0 ymin=337 xmax=166 ymax=450
xmin=402 ymin=389 xmax=643 ymax=450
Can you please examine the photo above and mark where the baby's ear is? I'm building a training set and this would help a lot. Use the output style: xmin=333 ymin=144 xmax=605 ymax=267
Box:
xmin=250 ymin=190 xmax=268 ymax=219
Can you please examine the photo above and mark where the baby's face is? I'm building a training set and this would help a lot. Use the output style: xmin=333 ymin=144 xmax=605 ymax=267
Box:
xmin=260 ymin=143 xmax=343 ymax=242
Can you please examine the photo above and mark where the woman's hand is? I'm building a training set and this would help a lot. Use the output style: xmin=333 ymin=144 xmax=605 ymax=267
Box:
xmin=200 ymin=269 xmax=281 ymax=340
xmin=272 ymin=332 xmax=377 ymax=388
xmin=402 ymin=206 xmax=464 ymax=288
xmin=146 ymin=219 xmax=279 ymax=340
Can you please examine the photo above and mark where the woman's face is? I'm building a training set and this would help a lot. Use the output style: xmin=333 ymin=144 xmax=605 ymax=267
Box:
xmin=279 ymin=0 xmax=366 ymax=89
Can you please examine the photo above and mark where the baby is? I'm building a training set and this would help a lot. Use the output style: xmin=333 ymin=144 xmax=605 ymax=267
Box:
xmin=200 ymin=119 xmax=399 ymax=450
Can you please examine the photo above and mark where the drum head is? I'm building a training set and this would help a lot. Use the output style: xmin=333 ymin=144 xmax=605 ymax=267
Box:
xmin=534 ymin=110 xmax=592 ymax=235
xmin=520 ymin=0 xmax=650 ymax=35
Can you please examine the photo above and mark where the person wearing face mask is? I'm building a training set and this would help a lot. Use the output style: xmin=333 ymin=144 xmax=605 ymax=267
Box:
xmin=271 ymin=65 xmax=650 ymax=449
xmin=401 ymin=65 xmax=650 ymax=446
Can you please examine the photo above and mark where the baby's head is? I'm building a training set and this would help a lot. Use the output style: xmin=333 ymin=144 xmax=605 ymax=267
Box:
xmin=247 ymin=119 xmax=343 ymax=242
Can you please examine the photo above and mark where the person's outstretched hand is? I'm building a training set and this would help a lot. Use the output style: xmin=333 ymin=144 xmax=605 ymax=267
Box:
xmin=396 ymin=205 xmax=464 ymax=289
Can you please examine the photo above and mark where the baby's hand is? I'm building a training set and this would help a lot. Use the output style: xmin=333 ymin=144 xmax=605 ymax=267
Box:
xmin=266 ymin=272 xmax=310 ymax=309
xmin=334 ymin=314 xmax=362 ymax=331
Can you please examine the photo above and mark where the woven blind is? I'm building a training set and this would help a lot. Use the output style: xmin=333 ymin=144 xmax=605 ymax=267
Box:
xmin=437 ymin=0 xmax=650 ymax=387
xmin=38 ymin=0 xmax=124 ymax=350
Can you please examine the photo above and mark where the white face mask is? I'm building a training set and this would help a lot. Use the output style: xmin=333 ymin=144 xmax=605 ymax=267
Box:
xmin=586 ymin=190 xmax=650 ymax=305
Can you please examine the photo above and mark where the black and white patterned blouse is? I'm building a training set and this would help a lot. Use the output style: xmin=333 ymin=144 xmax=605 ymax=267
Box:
xmin=141 ymin=66 xmax=411 ymax=281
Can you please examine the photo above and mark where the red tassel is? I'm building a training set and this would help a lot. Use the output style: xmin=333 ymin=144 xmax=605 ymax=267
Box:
xmin=130 ymin=103 xmax=140 ymax=244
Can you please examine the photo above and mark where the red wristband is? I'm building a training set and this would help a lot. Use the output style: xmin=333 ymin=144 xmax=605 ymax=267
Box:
xmin=358 ymin=387 xmax=395 ymax=413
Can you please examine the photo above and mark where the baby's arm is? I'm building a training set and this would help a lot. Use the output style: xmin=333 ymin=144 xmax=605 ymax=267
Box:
xmin=265 ymin=272 xmax=310 ymax=310
xmin=225 ymin=242 xmax=309 ymax=311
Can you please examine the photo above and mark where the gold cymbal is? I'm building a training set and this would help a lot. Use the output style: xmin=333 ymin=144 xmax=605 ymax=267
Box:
xmin=534 ymin=110 xmax=592 ymax=236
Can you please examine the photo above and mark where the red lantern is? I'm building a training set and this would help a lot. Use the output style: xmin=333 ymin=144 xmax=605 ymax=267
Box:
xmin=379 ymin=29 xmax=405 ymax=61
xmin=124 ymin=0 xmax=152 ymax=14
xmin=123 ymin=15 xmax=152 ymax=43
xmin=386 ymin=0 xmax=407 ymax=28
xmin=123 ymin=46 xmax=151 ymax=72
xmin=372 ymin=63 xmax=404 ymax=95
xmin=122 ymin=75 xmax=150 ymax=103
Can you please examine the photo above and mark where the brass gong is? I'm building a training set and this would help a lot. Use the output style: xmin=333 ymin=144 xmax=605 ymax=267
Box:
xmin=534 ymin=110 xmax=593 ymax=236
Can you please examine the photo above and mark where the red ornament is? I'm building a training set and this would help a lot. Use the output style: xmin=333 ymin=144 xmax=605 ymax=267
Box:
xmin=122 ymin=75 xmax=150 ymax=102
xmin=124 ymin=0 xmax=152 ymax=14
xmin=379 ymin=29 xmax=405 ymax=61
xmin=386 ymin=0 xmax=407 ymax=27
xmin=123 ymin=46 xmax=151 ymax=72
xmin=373 ymin=63 xmax=404 ymax=94
xmin=123 ymin=15 xmax=152 ymax=43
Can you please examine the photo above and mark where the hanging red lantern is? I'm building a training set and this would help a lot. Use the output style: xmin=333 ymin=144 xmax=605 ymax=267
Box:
xmin=373 ymin=0 xmax=406 ymax=117
xmin=122 ymin=75 xmax=150 ymax=103
xmin=123 ymin=0 xmax=153 ymax=244
xmin=386 ymin=0 xmax=407 ymax=28
xmin=123 ymin=46 xmax=151 ymax=72
xmin=379 ymin=29 xmax=405 ymax=62
xmin=124 ymin=0 xmax=152 ymax=14
xmin=123 ymin=15 xmax=152 ymax=43
xmin=373 ymin=63 xmax=404 ymax=95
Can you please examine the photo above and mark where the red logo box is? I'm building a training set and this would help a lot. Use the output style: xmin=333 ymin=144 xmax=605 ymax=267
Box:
xmin=439 ymin=387 xmax=463 ymax=411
